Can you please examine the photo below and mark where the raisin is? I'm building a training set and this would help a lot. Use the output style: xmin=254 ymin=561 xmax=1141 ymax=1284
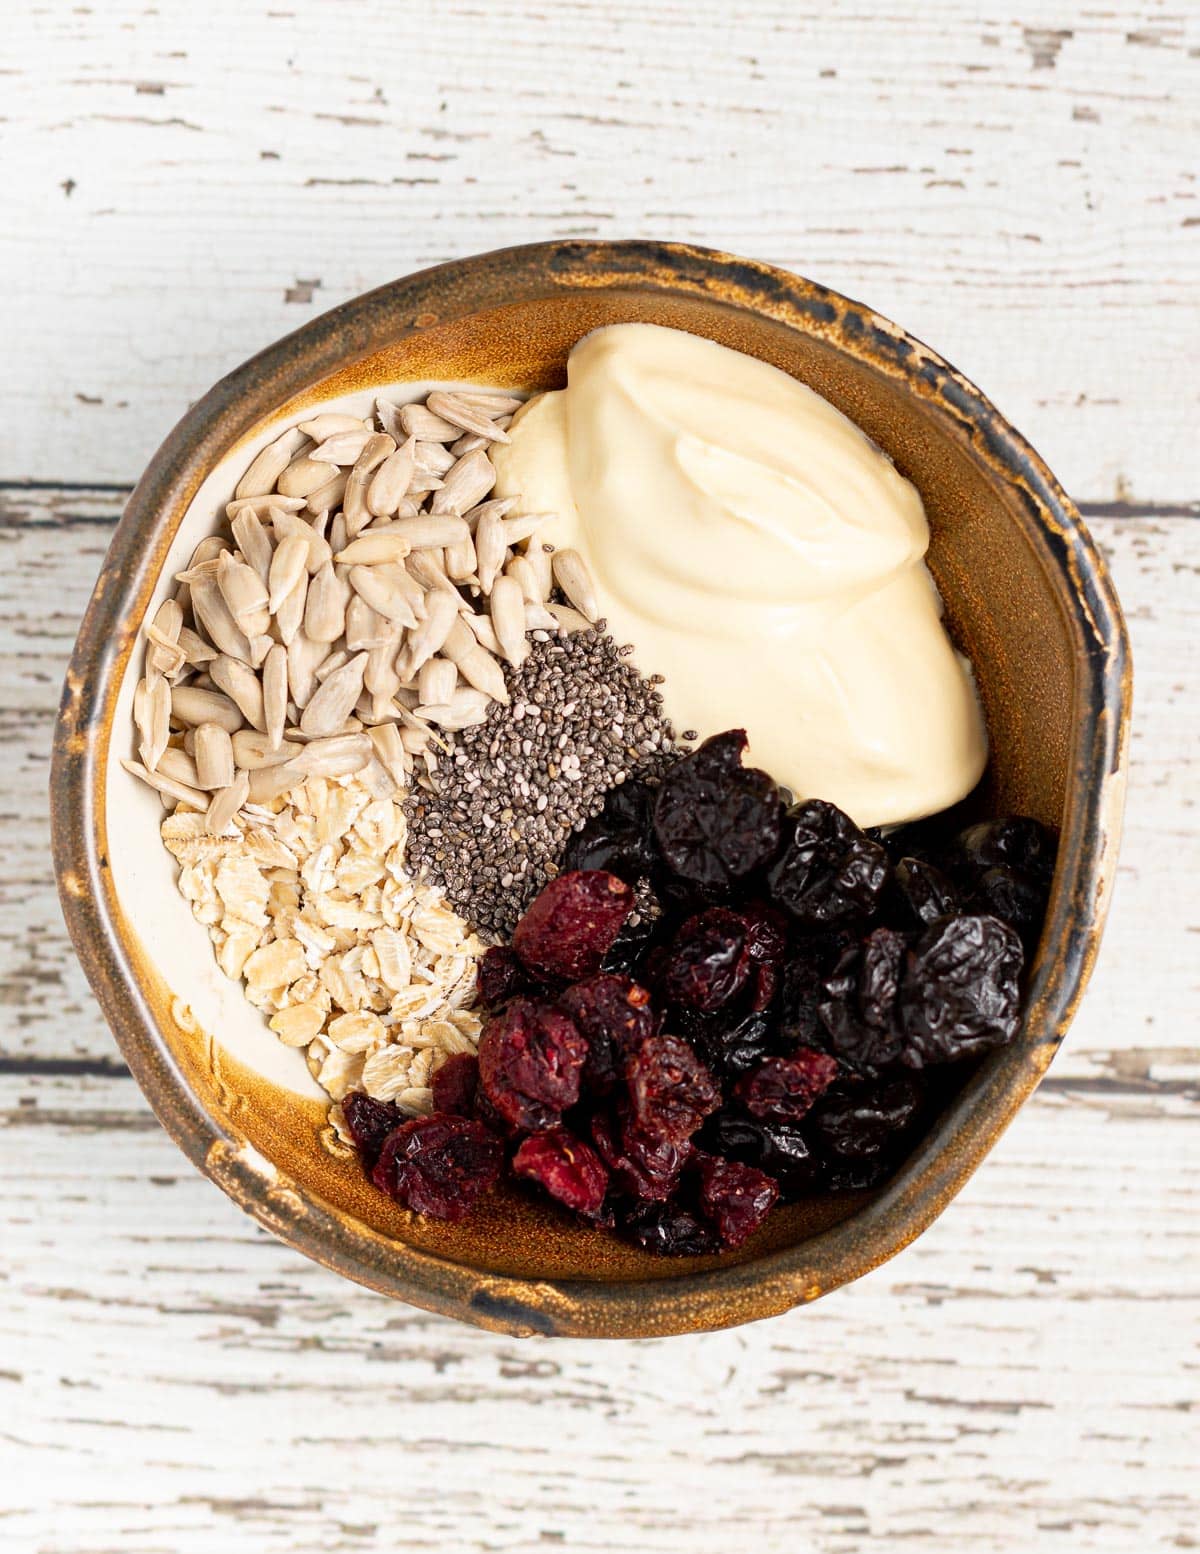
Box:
xmin=694 ymin=1153 xmax=779 ymax=1249
xmin=370 ymin=1115 xmax=503 ymax=1221
xmin=591 ymin=1108 xmax=690 ymax=1202
xmin=341 ymin=1091 xmax=403 ymax=1170
xmin=477 ymin=997 xmax=588 ymax=1131
xmin=887 ymin=856 xmax=961 ymax=930
xmin=562 ymin=778 xmax=660 ymax=883
xmin=626 ymin=1033 xmax=720 ymax=1146
xmin=619 ymin=1199 xmax=721 ymax=1257
xmin=969 ymin=865 xmax=1048 ymax=955
xmin=808 ymin=1074 xmax=923 ymax=1162
xmin=560 ymin=974 xmax=656 ymax=1094
xmin=513 ymin=869 xmax=634 ymax=981
xmin=734 ymin=1048 xmax=840 ymax=1122
xmin=476 ymin=945 xmax=531 ymax=1010
xmin=768 ymin=799 xmax=891 ymax=926
xmin=685 ymin=1008 xmax=778 ymax=1080
xmin=512 ymin=1127 xmax=610 ymax=1217
xmin=699 ymin=1109 xmax=817 ymax=1197
xmin=430 ymin=1053 xmax=479 ymax=1117
xmin=662 ymin=908 xmax=751 ymax=1011
xmin=776 ymin=931 xmax=853 ymax=1048
xmin=652 ymin=730 xmax=781 ymax=890
xmin=899 ymin=914 xmax=1024 ymax=1066
xmin=817 ymin=927 xmax=907 ymax=1075
xmin=953 ymin=816 xmax=1056 ymax=887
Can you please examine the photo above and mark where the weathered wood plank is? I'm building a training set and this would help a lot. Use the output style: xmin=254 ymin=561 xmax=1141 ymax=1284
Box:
xmin=4 ymin=488 xmax=1194 ymax=1091
xmin=0 ymin=1074 xmax=1195 ymax=1553
xmin=5 ymin=1 xmax=1199 ymax=497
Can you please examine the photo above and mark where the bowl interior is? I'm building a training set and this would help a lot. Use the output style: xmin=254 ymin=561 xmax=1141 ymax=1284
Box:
xmin=107 ymin=280 xmax=1080 ymax=1290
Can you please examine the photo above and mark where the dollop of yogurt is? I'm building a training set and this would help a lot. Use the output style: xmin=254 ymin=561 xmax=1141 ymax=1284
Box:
xmin=493 ymin=322 xmax=987 ymax=827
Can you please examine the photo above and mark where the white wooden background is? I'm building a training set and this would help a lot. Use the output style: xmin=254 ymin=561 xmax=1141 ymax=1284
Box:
xmin=3 ymin=4 xmax=1198 ymax=1551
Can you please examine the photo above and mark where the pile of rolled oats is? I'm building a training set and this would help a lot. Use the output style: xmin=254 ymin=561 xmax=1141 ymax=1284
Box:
xmin=160 ymin=770 xmax=485 ymax=1144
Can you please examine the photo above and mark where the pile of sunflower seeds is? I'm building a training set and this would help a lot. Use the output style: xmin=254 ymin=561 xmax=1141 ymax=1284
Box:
xmin=403 ymin=627 xmax=681 ymax=938
xmin=124 ymin=386 xmax=606 ymax=836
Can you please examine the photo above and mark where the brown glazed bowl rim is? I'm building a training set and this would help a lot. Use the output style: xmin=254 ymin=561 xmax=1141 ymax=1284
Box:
xmin=52 ymin=241 xmax=1130 ymax=1338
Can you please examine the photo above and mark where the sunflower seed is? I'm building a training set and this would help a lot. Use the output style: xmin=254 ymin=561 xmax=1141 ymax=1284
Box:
xmin=123 ymin=757 xmax=210 ymax=809
xmin=463 ymin=609 xmax=504 ymax=657
xmin=270 ymin=506 xmax=331 ymax=573
xmin=217 ymin=549 xmax=271 ymax=638
xmin=501 ymin=511 xmax=554 ymax=546
xmin=343 ymin=432 xmax=396 ymax=538
xmin=443 ymin=533 xmax=477 ymax=582
xmin=299 ymin=652 xmax=368 ymax=737
xmin=309 ymin=429 xmax=372 ymax=466
xmin=473 ymin=508 xmax=507 ymax=594
xmin=274 ymin=570 xmax=308 ymax=646
xmin=210 ymin=654 xmax=267 ymax=732
xmin=231 ymin=510 xmax=275 ymax=586
xmin=388 ymin=514 xmax=471 ymax=550
xmin=399 ymin=724 xmax=430 ymax=755
xmin=246 ymin=760 xmax=305 ymax=804
xmin=171 ymin=684 xmax=245 ymax=733
xmin=348 ymin=563 xmax=421 ymax=628
xmin=298 ymin=412 xmax=367 ymax=441
xmin=248 ymin=634 xmax=273 ymax=670
xmin=413 ymin=440 xmax=456 ymax=477
xmin=334 ymin=531 xmax=413 ymax=566
xmin=226 ymin=493 xmax=305 ymax=521
xmin=145 ymin=600 xmax=186 ymax=677
xmin=177 ymin=626 xmax=218 ymax=666
xmin=523 ymin=538 xmax=554 ymax=600
xmin=231 ymin=729 xmax=304 ymax=770
xmin=506 ymin=554 xmax=543 ymax=605
xmin=442 ymin=619 xmax=508 ymax=704
xmin=546 ymin=601 xmax=593 ymax=634
xmin=429 ymin=448 xmax=496 ymax=517
xmin=489 ymin=575 xmax=529 ymax=668
xmin=277 ymin=455 xmax=338 ymax=500
xmin=365 ymin=638 xmax=403 ymax=702
xmin=305 ymin=467 xmax=349 ymax=517
xmin=426 ymin=390 xmax=511 ymax=444
xmin=399 ymin=402 xmax=460 ymax=441
xmin=416 ymin=688 xmax=493 ymax=730
xmin=268 ymin=533 xmax=310 ymax=614
xmin=291 ymin=732 xmax=373 ymax=777
xmin=136 ymin=674 xmax=171 ymax=770
xmin=263 ymin=644 xmax=288 ymax=750
xmin=366 ymin=437 xmax=417 ymax=518
xmin=401 ymin=589 xmax=460 ymax=676
xmin=205 ymin=769 xmax=250 ymax=834
xmin=455 ymin=391 xmax=524 ymax=416
xmin=315 ymin=648 xmax=350 ymax=683
xmin=189 ymin=576 xmax=253 ymax=662
xmin=524 ymin=601 xmax=561 ymax=631
xmin=551 ymin=547 xmax=599 ymax=620
xmin=235 ymin=427 xmax=304 ymax=499
xmin=304 ymin=561 xmax=346 ymax=643
xmin=366 ymin=721 xmax=410 ymax=784
xmin=418 ymin=657 xmax=458 ymax=708
xmin=194 ymin=723 xmax=236 ymax=787
xmin=158 ymin=745 xmax=203 ymax=789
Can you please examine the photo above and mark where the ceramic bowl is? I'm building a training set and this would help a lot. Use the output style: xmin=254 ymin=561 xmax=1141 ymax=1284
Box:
xmin=52 ymin=241 xmax=1130 ymax=1338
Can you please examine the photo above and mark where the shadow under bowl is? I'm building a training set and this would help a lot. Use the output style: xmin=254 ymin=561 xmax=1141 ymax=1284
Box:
xmin=52 ymin=241 xmax=1130 ymax=1338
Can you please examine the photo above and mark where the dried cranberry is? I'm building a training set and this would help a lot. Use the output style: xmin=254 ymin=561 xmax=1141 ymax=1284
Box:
xmin=430 ymin=1053 xmax=479 ymax=1117
xmin=341 ymin=1091 xmax=403 ymax=1169
xmin=969 ymin=865 xmax=1048 ymax=955
xmin=695 ymin=1153 xmax=779 ymax=1249
xmin=476 ymin=945 xmax=531 ymax=1010
xmin=887 ymin=856 xmax=961 ymax=931
xmin=477 ymin=997 xmax=588 ymax=1131
xmin=662 ymin=908 xmax=751 ymax=1011
xmin=626 ymin=1033 xmax=720 ymax=1146
xmin=899 ymin=914 xmax=1024 ymax=1066
xmin=953 ymin=816 xmax=1056 ymax=887
xmin=512 ymin=1127 xmax=610 ymax=1217
xmin=512 ymin=869 xmax=634 ymax=981
xmin=734 ymin=1048 xmax=840 ymax=1122
xmin=371 ymin=1115 xmax=503 ymax=1221
xmin=808 ymin=1075 xmax=923 ymax=1160
xmin=560 ymin=973 xmax=656 ymax=1094
xmin=619 ymin=1200 xmax=721 ymax=1257
xmin=591 ymin=1108 xmax=689 ymax=1202
xmin=562 ymin=779 xmax=660 ymax=883
xmin=768 ymin=799 xmax=890 ymax=927
xmin=817 ymin=927 xmax=907 ymax=1075
xmin=652 ymin=730 xmax=781 ymax=890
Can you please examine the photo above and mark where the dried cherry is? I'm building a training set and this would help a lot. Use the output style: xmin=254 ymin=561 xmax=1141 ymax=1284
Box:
xmin=768 ymin=799 xmax=890 ymax=926
xmin=512 ymin=869 xmax=634 ymax=981
xmin=887 ymin=856 xmax=961 ymax=930
xmin=734 ymin=1048 xmax=840 ymax=1122
xmin=512 ymin=1127 xmax=610 ymax=1217
xmin=560 ymin=973 xmax=656 ymax=1094
xmin=953 ymin=816 xmax=1056 ymax=886
xmin=699 ymin=1110 xmax=817 ymax=1197
xmin=969 ymin=865 xmax=1047 ymax=955
xmin=476 ymin=945 xmax=532 ymax=1010
xmin=562 ymin=778 xmax=660 ymax=883
xmin=430 ymin=1053 xmax=479 ymax=1117
xmin=626 ymin=1033 xmax=720 ymax=1146
xmin=370 ymin=1115 xmax=503 ymax=1221
xmin=808 ymin=1075 xmax=923 ymax=1160
xmin=477 ymin=997 xmax=588 ymax=1131
xmin=619 ymin=1200 xmax=720 ymax=1257
xmin=652 ymin=730 xmax=781 ymax=890
xmin=694 ymin=1153 xmax=779 ymax=1248
xmin=591 ymin=1108 xmax=690 ymax=1202
xmin=817 ymin=927 xmax=907 ymax=1075
xmin=662 ymin=908 xmax=751 ymax=1011
xmin=341 ymin=1091 xmax=403 ymax=1170
xmin=899 ymin=914 xmax=1024 ymax=1066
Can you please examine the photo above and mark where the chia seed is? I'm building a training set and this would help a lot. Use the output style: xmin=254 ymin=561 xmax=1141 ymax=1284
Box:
xmin=404 ymin=628 xmax=680 ymax=939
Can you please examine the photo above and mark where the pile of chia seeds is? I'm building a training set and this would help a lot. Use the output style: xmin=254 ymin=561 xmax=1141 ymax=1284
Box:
xmin=404 ymin=628 xmax=684 ymax=939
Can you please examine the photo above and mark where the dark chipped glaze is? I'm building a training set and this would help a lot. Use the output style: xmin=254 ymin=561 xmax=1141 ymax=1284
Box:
xmin=51 ymin=242 xmax=1130 ymax=1338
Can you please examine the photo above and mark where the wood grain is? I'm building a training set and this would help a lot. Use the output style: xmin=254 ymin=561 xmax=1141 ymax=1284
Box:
xmin=3 ymin=4 xmax=1198 ymax=1549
